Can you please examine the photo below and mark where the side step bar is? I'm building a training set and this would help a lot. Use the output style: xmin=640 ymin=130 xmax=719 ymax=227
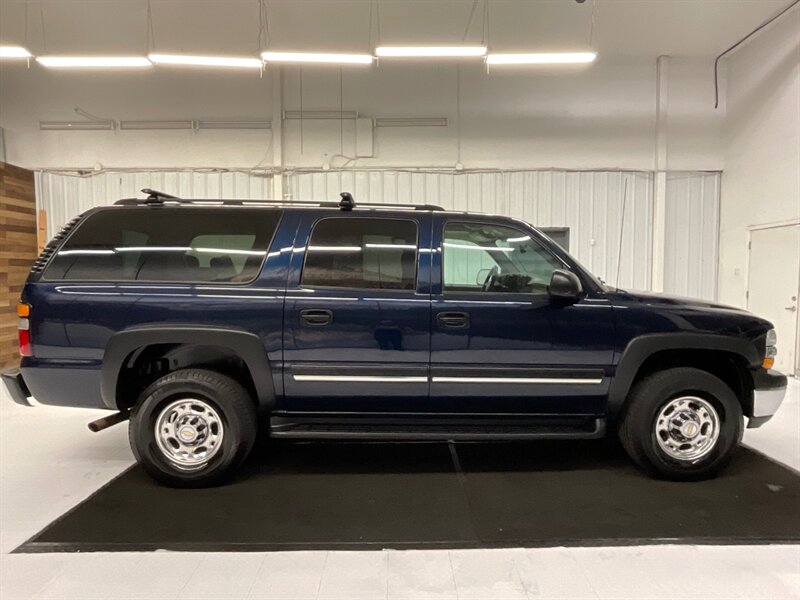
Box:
xmin=270 ymin=415 xmax=606 ymax=441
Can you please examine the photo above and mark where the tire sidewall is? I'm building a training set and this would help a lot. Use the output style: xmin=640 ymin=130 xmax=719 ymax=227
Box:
xmin=130 ymin=375 xmax=251 ymax=487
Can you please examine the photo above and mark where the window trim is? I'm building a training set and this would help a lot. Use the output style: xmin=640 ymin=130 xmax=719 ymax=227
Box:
xmin=42 ymin=207 xmax=283 ymax=286
xmin=440 ymin=219 xmax=571 ymax=296
xmin=298 ymin=215 xmax=421 ymax=293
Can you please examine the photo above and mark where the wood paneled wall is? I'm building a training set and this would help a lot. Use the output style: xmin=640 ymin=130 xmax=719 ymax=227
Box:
xmin=0 ymin=163 xmax=37 ymax=369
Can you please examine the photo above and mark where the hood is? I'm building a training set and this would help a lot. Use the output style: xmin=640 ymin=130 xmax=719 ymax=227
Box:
xmin=611 ymin=288 xmax=773 ymax=339
xmin=616 ymin=289 xmax=747 ymax=313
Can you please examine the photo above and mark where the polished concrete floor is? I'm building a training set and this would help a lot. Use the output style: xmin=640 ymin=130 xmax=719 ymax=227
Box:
xmin=1 ymin=380 xmax=798 ymax=599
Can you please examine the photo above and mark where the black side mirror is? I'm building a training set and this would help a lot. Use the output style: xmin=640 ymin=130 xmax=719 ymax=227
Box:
xmin=549 ymin=269 xmax=583 ymax=303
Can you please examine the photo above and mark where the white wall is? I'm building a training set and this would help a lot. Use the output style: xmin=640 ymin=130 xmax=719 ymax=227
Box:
xmin=718 ymin=10 xmax=800 ymax=308
xmin=0 ymin=57 xmax=723 ymax=172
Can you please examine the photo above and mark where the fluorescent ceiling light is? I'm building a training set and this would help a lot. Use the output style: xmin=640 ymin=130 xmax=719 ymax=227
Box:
xmin=284 ymin=110 xmax=359 ymax=120
xmin=261 ymin=51 xmax=373 ymax=65
xmin=198 ymin=120 xmax=271 ymax=129
xmin=119 ymin=120 xmax=194 ymax=130
xmin=0 ymin=46 xmax=32 ymax=58
xmin=486 ymin=52 xmax=597 ymax=65
xmin=148 ymin=54 xmax=262 ymax=69
xmin=376 ymin=46 xmax=486 ymax=58
xmin=36 ymin=56 xmax=152 ymax=68
xmin=40 ymin=120 xmax=115 ymax=131
xmin=375 ymin=117 xmax=448 ymax=127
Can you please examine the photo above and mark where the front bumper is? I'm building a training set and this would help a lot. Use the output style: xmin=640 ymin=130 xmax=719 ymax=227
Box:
xmin=747 ymin=369 xmax=788 ymax=428
xmin=1 ymin=368 xmax=33 ymax=407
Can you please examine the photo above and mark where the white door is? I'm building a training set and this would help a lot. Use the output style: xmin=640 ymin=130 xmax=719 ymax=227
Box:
xmin=747 ymin=224 xmax=800 ymax=375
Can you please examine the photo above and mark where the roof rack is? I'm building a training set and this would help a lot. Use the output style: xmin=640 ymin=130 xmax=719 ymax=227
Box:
xmin=114 ymin=189 xmax=444 ymax=211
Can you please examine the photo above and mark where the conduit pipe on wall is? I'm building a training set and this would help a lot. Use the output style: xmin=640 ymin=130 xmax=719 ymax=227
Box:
xmin=713 ymin=0 xmax=800 ymax=108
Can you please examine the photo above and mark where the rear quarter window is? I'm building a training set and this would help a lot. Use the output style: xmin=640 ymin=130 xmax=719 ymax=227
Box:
xmin=44 ymin=207 xmax=280 ymax=283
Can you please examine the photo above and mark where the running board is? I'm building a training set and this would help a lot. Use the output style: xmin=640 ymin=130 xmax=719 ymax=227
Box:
xmin=269 ymin=415 xmax=606 ymax=441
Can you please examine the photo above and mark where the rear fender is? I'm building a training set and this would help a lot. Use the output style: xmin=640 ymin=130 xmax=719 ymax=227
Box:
xmin=102 ymin=326 xmax=275 ymax=410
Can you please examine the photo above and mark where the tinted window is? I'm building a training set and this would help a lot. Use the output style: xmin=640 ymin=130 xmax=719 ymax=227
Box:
xmin=443 ymin=222 xmax=562 ymax=294
xmin=302 ymin=218 xmax=418 ymax=290
xmin=45 ymin=207 xmax=280 ymax=283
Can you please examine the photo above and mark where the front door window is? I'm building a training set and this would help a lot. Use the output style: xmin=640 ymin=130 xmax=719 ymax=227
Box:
xmin=443 ymin=222 xmax=562 ymax=295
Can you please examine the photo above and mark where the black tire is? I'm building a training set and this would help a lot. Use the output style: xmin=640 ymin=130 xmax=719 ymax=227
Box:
xmin=618 ymin=367 xmax=743 ymax=481
xmin=129 ymin=369 xmax=257 ymax=487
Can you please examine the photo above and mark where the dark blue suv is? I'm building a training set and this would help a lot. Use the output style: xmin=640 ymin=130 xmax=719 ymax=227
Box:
xmin=2 ymin=191 xmax=788 ymax=486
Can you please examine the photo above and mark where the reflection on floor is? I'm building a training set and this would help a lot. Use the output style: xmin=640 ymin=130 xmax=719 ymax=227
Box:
xmin=1 ymin=379 xmax=798 ymax=599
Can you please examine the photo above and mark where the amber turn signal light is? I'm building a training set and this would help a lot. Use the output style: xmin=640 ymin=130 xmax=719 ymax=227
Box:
xmin=762 ymin=357 xmax=774 ymax=369
xmin=17 ymin=303 xmax=30 ymax=317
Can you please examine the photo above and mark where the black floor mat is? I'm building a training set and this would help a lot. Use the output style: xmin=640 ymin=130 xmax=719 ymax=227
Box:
xmin=16 ymin=440 xmax=800 ymax=552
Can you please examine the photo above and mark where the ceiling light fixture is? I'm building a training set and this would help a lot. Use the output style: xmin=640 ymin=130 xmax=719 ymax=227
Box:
xmin=486 ymin=52 xmax=597 ymax=65
xmin=261 ymin=51 xmax=373 ymax=65
xmin=375 ymin=117 xmax=448 ymax=127
xmin=376 ymin=46 xmax=486 ymax=58
xmin=198 ymin=120 xmax=271 ymax=129
xmin=148 ymin=54 xmax=263 ymax=69
xmin=40 ymin=121 xmax=116 ymax=131
xmin=119 ymin=120 xmax=195 ymax=130
xmin=36 ymin=56 xmax=152 ymax=68
xmin=284 ymin=110 xmax=359 ymax=120
xmin=0 ymin=46 xmax=32 ymax=58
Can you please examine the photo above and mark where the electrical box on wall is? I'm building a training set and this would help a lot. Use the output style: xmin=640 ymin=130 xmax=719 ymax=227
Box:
xmin=356 ymin=118 xmax=374 ymax=158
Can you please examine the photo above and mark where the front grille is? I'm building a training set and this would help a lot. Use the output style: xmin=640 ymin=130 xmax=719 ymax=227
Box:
xmin=29 ymin=214 xmax=84 ymax=274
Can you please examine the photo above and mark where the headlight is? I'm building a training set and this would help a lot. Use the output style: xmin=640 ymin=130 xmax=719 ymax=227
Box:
xmin=763 ymin=329 xmax=777 ymax=369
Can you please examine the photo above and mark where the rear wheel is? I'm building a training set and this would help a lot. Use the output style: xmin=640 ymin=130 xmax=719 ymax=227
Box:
xmin=129 ymin=369 xmax=257 ymax=487
xmin=619 ymin=367 xmax=743 ymax=481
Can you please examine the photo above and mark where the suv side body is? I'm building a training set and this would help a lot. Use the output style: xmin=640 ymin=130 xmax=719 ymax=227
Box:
xmin=3 ymin=200 xmax=788 ymax=485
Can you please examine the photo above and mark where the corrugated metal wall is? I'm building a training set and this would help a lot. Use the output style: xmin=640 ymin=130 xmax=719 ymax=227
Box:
xmin=35 ymin=168 xmax=720 ymax=298
xmin=36 ymin=170 xmax=273 ymax=242
xmin=289 ymin=170 xmax=655 ymax=291
xmin=664 ymin=172 xmax=720 ymax=300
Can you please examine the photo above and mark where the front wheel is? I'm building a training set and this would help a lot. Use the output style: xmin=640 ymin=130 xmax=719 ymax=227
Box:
xmin=619 ymin=367 xmax=743 ymax=481
xmin=129 ymin=369 xmax=257 ymax=487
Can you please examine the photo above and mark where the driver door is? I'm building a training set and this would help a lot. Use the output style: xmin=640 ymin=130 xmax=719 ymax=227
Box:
xmin=429 ymin=214 xmax=614 ymax=415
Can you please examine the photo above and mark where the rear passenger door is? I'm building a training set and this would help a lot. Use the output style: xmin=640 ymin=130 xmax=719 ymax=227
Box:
xmin=282 ymin=212 xmax=432 ymax=413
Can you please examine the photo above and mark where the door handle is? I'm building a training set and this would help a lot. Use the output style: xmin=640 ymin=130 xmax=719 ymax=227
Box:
xmin=436 ymin=311 xmax=469 ymax=329
xmin=299 ymin=309 xmax=333 ymax=326
xmin=785 ymin=306 xmax=797 ymax=312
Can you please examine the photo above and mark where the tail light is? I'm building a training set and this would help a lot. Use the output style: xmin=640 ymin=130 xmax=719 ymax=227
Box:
xmin=17 ymin=303 xmax=31 ymax=357
xmin=763 ymin=329 xmax=777 ymax=369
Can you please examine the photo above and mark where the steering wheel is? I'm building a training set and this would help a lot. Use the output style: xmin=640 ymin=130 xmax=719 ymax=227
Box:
xmin=482 ymin=266 xmax=499 ymax=292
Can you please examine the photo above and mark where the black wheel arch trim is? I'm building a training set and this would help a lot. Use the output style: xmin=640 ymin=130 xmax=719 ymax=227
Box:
xmin=101 ymin=326 xmax=275 ymax=410
xmin=607 ymin=333 xmax=760 ymax=416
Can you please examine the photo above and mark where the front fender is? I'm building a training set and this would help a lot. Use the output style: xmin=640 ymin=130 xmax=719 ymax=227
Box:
xmin=607 ymin=333 xmax=760 ymax=416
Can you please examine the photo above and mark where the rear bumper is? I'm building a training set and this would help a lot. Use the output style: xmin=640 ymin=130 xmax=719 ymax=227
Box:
xmin=747 ymin=369 xmax=788 ymax=428
xmin=1 ymin=368 xmax=33 ymax=407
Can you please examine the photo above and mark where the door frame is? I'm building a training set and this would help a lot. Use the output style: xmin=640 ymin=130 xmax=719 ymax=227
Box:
xmin=745 ymin=219 xmax=800 ymax=376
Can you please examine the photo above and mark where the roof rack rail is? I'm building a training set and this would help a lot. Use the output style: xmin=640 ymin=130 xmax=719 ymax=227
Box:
xmin=114 ymin=189 xmax=444 ymax=211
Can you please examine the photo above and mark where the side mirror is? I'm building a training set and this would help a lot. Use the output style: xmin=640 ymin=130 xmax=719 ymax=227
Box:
xmin=549 ymin=269 xmax=583 ymax=303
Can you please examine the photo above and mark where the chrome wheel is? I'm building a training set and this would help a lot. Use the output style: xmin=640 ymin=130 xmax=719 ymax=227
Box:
xmin=655 ymin=396 xmax=720 ymax=462
xmin=154 ymin=398 xmax=224 ymax=471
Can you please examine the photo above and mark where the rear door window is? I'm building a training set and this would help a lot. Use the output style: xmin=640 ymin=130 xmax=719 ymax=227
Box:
xmin=44 ymin=207 xmax=280 ymax=283
xmin=301 ymin=217 xmax=418 ymax=290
